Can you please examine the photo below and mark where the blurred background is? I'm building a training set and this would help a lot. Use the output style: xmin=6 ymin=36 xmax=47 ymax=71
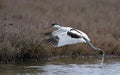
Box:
xmin=0 ymin=0 xmax=119 ymax=62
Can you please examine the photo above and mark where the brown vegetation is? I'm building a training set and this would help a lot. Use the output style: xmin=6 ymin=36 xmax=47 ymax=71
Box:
xmin=0 ymin=0 xmax=120 ymax=62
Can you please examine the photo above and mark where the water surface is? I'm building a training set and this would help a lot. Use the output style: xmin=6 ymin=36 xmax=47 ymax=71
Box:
xmin=0 ymin=57 xmax=120 ymax=75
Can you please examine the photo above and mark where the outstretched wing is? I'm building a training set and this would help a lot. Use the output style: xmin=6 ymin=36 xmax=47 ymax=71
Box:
xmin=41 ymin=29 xmax=65 ymax=47
xmin=57 ymin=31 xmax=86 ymax=47
xmin=42 ymin=28 xmax=90 ymax=48
xmin=42 ymin=36 xmax=59 ymax=47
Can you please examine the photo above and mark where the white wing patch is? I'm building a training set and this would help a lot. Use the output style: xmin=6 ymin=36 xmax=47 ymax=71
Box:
xmin=52 ymin=29 xmax=66 ymax=37
xmin=57 ymin=32 xmax=86 ymax=47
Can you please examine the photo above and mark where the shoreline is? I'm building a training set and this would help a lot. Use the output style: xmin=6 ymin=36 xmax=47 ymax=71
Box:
xmin=0 ymin=55 xmax=119 ymax=63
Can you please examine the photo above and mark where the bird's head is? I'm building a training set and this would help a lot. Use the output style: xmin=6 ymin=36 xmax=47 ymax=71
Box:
xmin=42 ymin=23 xmax=61 ymax=29
xmin=52 ymin=23 xmax=61 ymax=28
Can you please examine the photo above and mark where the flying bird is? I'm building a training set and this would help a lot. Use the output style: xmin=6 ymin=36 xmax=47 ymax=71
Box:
xmin=43 ymin=24 xmax=99 ymax=49
xmin=42 ymin=24 xmax=105 ymax=64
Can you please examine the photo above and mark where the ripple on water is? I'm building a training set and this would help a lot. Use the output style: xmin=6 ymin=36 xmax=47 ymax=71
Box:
xmin=25 ymin=62 xmax=120 ymax=75
xmin=0 ymin=58 xmax=120 ymax=75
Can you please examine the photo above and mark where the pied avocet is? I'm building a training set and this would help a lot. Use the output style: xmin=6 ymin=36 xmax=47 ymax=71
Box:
xmin=42 ymin=24 xmax=105 ymax=64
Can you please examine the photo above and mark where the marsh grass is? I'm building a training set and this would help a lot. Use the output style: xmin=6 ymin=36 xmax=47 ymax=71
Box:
xmin=0 ymin=0 xmax=120 ymax=62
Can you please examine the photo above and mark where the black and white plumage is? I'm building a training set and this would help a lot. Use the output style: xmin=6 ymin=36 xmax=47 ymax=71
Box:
xmin=42 ymin=24 xmax=105 ymax=65
xmin=43 ymin=24 xmax=97 ymax=50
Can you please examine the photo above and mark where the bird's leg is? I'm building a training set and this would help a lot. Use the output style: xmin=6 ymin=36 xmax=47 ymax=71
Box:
xmin=100 ymin=49 xmax=105 ymax=66
xmin=82 ymin=37 xmax=105 ymax=65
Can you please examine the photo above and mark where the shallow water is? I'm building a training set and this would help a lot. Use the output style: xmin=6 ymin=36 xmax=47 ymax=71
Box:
xmin=0 ymin=57 xmax=120 ymax=75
